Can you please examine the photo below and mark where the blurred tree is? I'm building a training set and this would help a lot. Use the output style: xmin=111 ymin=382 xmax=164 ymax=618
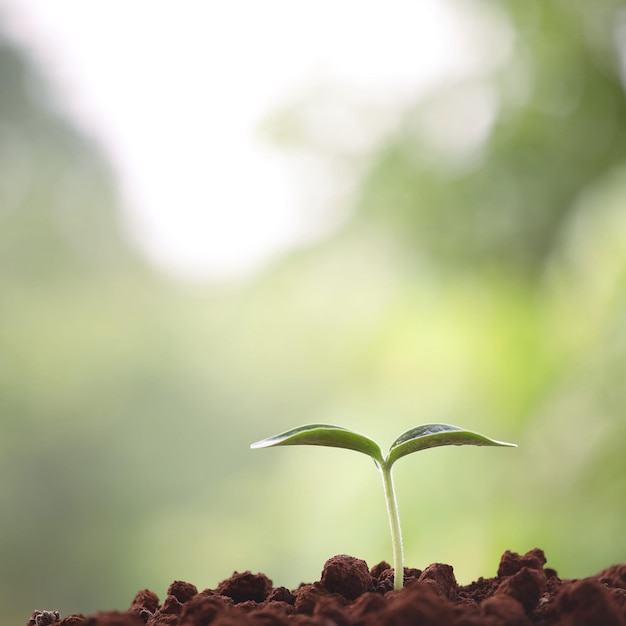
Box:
xmin=0 ymin=29 xmax=152 ymax=623
xmin=355 ymin=1 xmax=626 ymax=277
xmin=0 ymin=38 xmax=133 ymax=282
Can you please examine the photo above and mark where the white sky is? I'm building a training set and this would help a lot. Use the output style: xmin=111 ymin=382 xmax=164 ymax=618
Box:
xmin=0 ymin=1 xmax=503 ymax=282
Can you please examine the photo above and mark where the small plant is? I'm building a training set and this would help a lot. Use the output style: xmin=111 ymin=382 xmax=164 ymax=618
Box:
xmin=251 ymin=423 xmax=516 ymax=590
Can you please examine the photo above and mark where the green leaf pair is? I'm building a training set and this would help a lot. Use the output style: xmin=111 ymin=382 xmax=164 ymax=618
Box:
xmin=251 ymin=422 xmax=514 ymax=469
xmin=251 ymin=423 xmax=516 ymax=590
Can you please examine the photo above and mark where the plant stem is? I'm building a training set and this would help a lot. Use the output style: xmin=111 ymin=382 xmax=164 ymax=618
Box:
xmin=380 ymin=463 xmax=404 ymax=590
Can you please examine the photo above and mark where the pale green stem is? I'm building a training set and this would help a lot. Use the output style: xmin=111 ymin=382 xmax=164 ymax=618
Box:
xmin=380 ymin=463 xmax=404 ymax=590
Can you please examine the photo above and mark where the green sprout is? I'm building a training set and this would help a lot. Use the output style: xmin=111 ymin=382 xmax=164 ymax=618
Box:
xmin=251 ymin=423 xmax=516 ymax=590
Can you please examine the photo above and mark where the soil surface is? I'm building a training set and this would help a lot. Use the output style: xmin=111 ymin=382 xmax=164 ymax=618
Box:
xmin=28 ymin=549 xmax=626 ymax=625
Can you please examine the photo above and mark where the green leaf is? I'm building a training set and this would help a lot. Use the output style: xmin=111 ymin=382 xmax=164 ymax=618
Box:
xmin=250 ymin=423 xmax=385 ymax=465
xmin=387 ymin=423 xmax=517 ymax=467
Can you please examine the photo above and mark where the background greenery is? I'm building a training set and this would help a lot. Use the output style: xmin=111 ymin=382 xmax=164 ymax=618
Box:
xmin=2 ymin=2 xmax=626 ymax=624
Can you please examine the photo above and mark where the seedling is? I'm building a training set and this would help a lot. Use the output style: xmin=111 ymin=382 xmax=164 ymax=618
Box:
xmin=251 ymin=423 xmax=516 ymax=590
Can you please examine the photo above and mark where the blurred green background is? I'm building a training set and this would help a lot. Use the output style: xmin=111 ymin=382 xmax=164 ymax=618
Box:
xmin=2 ymin=1 xmax=626 ymax=624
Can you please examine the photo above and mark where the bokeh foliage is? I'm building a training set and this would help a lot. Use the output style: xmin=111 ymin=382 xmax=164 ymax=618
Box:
xmin=2 ymin=2 xmax=626 ymax=624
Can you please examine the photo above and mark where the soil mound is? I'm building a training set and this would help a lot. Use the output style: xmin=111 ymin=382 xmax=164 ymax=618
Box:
xmin=28 ymin=549 xmax=626 ymax=625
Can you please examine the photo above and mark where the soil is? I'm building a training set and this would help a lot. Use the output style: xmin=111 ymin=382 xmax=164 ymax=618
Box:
xmin=28 ymin=549 xmax=626 ymax=626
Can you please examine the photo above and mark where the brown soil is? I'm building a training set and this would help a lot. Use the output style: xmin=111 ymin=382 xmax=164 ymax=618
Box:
xmin=28 ymin=549 xmax=626 ymax=625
